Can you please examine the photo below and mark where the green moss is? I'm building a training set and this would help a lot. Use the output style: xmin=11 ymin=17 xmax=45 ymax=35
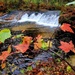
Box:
xmin=1 ymin=0 xmax=75 ymax=12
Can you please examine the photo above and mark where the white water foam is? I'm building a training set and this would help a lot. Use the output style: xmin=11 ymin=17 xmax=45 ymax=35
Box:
xmin=18 ymin=11 xmax=60 ymax=27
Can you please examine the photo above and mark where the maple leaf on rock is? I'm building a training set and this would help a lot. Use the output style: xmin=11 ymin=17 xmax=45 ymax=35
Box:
xmin=0 ymin=51 xmax=10 ymax=63
xmin=14 ymin=44 xmax=29 ymax=53
xmin=0 ymin=45 xmax=11 ymax=63
xmin=59 ymin=40 xmax=74 ymax=53
xmin=14 ymin=36 xmax=32 ymax=53
xmin=22 ymin=36 xmax=32 ymax=44
xmin=34 ymin=42 xmax=42 ymax=50
xmin=35 ymin=34 xmax=42 ymax=42
xmin=60 ymin=23 xmax=74 ymax=33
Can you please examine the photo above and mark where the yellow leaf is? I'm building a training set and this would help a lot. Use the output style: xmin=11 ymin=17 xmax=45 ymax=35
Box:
xmin=1 ymin=62 xmax=6 ymax=69
xmin=47 ymin=41 xmax=52 ymax=48
xmin=7 ymin=45 xmax=11 ymax=53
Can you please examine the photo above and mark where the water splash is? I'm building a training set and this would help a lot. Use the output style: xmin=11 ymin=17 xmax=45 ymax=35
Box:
xmin=18 ymin=11 xmax=60 ymax=27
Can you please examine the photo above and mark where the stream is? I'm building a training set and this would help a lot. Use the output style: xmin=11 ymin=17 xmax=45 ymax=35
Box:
xmin=0 ymin=10 xmax=70 ymax=74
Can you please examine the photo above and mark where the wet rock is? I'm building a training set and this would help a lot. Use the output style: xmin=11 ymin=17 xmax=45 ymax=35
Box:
xmin=4 ymin=15 xmax=16 ymax=20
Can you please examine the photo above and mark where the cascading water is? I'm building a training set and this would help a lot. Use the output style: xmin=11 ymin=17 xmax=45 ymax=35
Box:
xmin=0 ymin=11 xmax=60 ymax=27
xmin=18 ymin=11 xmax=60 ymax=27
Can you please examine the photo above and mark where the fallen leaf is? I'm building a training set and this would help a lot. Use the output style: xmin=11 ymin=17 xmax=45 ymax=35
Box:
xmin=36 ymin=34 xmax=42 ymax=42
xmin=0 ymin=28 xmax=11 ymax=43
xmin=14 ymin=36 xmax=32 ymax=53
xmin=26 ymin=66 xmax=32 ymax=71
xmin=14 ymin=44 xmax=29 ymax=53
xmin=0 ymin=51 xmax=10 ymax=63
xmin=34 ymin=42 xmax=42 ymax=50
xmin=41 ymin=41 xmax=48 ymax=50
xmin=1 ymin=62 xmax=6 ymax=69
xmin=7 ymin=45 xmax=11 ymax=53
xmin=60 ymin=23 xmax=74 ymax=33
xmin=37 ymin=71 xmax=44 ymax=75
xmin=22 ymin=36 xmax=32 ymax=44
xmin=0 ymin=45 xmax=11 ymax=63
xmin=47 ymin=41 xmax=53 ymax=48
xmin=59 ymin=40 xmax=74 ymax=53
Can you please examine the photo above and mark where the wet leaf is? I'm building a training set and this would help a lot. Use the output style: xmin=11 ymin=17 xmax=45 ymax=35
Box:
xmin=0 ymin=45 xmax=11 ymax=63
xmin=0 ymin=51 xmax=10 ymax=63
xmin=14 ymin=44 xmax=29 ymax=53
xmin=60 ymin=23 xmax=74 ymax=33
xmin=22 ymin=36 xmax=32 ymax=44
xmin=47 ymin=41 xmax=52 ymax=48
xmin=7 ymin=45 xmax=11 ymax=53
xmin=1 ymin=62 xmax=6 ymax=69
xmin=14 ymin=36 xmax=32 ymax=53
xmin=36 ymin=34 xmax=42 ymax=42
xmin=34 ymin=42 xmax=42 ymax=50
xmin=27 ymin=66 xmax=32 ymax=71
xmin=66 ymin=66 xmax=72 ymax=72
xmin=20 ymin=69 xmax=25 ymax=74
xmin=0 ymin=28 xmax=11 ymax=43
xmin=41 ymin=41 xmax=48 ymax=50
xmin=59 ymin=40 xmax=74 ymax=53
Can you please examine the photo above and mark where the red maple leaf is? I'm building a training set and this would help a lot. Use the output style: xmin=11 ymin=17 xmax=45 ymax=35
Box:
xmin=0 ymin=51 xmax=10 ymax=63
xmin=59 ymin=40 xmax=74 ymax=53
xmin=60 ymin=23 xmax=74 ymax=33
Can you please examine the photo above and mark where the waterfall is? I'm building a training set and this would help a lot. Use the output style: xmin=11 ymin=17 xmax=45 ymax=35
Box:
xmin=0 ymin=11 xmax=60 ymax=27
xmin=18 ymin=11 xmax=60 ymax=27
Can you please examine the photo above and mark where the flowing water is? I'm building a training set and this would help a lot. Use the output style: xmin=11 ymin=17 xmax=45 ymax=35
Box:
xmin=0 ymin=11 xmax=60 ymax=38
xmin=0 ymin=10 xmax=60 ymax=27
xmin=18 ymin=11 xmax=60 ymax=27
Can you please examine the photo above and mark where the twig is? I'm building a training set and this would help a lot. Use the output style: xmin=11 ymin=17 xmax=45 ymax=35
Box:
xmin=49 ymin=48 xmax=75 ymax=72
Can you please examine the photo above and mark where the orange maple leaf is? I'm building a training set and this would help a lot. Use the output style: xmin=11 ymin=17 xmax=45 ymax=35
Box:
xmin=59 ymin=40 xmax=74 ymax=53
xmin=0 ymin=51 xmax=10 ymax=63
xmin=14 ymin=44 xmax=29 ymax=53
xmin=34 ymin=34 xmax=42 ymax=50
xmin=14 ymin=36 xmax=32 ymax=53
xmin=36 ymin=34 xmax=42 ymax=42
xmin=60 ymin=23 xmax=74 ymax=33
xmin=0 ymin=45 xmax=11 ymax=63
xmin=22 ymin=36 xmax=32 ymax=44
xmin=34 ymin=42 xmax=42 ymax=50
